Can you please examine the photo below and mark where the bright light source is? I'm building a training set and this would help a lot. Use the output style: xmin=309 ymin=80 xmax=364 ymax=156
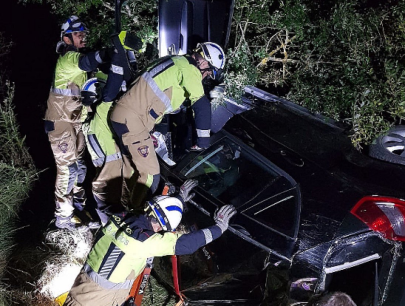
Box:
xmin=40 ymin=263 xmax=82 ymax=299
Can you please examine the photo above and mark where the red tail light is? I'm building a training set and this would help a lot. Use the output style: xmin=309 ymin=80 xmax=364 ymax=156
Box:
xmin=351 ymin=196 xmax=405 ymax=241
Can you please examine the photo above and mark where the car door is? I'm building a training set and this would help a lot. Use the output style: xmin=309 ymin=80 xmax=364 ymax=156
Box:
xmin=158 ymin=0 xmax=234 ymax=56
xmin=177 ymin=134 xmax=301 ymax=261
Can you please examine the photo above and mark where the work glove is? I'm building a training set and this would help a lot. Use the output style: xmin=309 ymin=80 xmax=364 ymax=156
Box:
xmin=179 ymin=179 xmax=198 ymax=202
xmin=119 ymin=31 xmax=143 ymax=51
xmin=214 ymin=205 xmax=237 ymax=233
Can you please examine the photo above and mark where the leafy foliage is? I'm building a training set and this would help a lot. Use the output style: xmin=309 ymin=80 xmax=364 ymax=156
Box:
xmin=0 ymin=32 xmax=37 ymax=304
xmin=0 ymin=82 xmax=35 ymax=167
xmin=21 ymin=0 xmax=405 ymax=148
xmin=21 ymin=0 xmax=158 ymax=51
xmin=228 ymin=0 xmax=405 ymax=149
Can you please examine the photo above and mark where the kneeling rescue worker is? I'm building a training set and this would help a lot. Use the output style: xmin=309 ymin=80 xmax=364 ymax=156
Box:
xmin=63 ymin=179 xmax=237 ymax=306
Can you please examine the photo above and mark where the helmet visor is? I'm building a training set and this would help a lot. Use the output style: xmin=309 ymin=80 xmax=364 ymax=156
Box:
xmin=149 ymin=201 xmax=171 ymax=231
xmin=66 ymin=22 xmax=88 ymax=34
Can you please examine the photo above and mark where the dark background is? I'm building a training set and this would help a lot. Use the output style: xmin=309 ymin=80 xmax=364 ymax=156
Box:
xmin=2 ymin=0 xmax=58 ymax=169
xmin=1 ymin=1 xmax=84 ymax=240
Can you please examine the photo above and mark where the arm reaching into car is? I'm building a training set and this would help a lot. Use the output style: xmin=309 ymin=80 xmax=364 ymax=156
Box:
xmin=174 ymin=204 xmax=236 ymax=255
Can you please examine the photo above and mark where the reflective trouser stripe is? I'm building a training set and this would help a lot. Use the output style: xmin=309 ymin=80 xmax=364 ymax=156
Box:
xmin=141 ymin=72 xmax=173 ymax=113
xmin=83 ymin=264 xmax=134 ymax=290
xmin=150 ymin=174 xmax=160 ymax=194
xmin=196 ymin=129 xmax=210 ymax=137
xmin=93 ymin=152 xmax=123 ymax=167
xmin=144 ymin=174 xmax=160 ymax=194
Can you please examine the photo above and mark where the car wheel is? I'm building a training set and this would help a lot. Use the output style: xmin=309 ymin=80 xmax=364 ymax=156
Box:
xmin=369 ymin=125 xmax=405 ymax=166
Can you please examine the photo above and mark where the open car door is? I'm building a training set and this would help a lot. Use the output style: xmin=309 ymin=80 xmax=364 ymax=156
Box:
xmin=158 ymin=0 xmax=234 ymax=56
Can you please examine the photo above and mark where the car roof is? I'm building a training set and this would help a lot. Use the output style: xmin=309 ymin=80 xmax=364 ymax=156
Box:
xmin=224 ymin=97 xmax=405 ymax=200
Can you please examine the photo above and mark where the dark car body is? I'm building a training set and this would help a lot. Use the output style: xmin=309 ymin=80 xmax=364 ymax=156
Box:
xmin=154 ymin=86 xmax=405 ymax=306
xmin=156 ymin=1 xmax=405 ymax=305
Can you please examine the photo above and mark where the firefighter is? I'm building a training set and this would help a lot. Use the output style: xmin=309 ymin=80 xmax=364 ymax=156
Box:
xmin=82 ymin=31 xmax=142 ymax=225
xmin=110 ymin=42 xmax=226 ymax=201
xmin=63 ymin=179 xmax=236 ymax=306
xmin=44 ymin=15 xmax=111 ymax=230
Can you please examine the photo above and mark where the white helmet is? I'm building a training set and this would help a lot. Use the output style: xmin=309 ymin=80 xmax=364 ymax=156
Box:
xmin=147 ymin=196 xmax=183 ymax=231
xmin=81 ymin=75 xmax=107 ymax=106
xmin=196 ymin=42 xmax=226 ymax=70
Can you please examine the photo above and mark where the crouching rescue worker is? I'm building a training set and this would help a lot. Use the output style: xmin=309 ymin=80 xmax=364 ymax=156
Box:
xmin=82 ymin=31 xmax=143 ymax=225
xmin=44 ymin=15 xmax=111 ymax=230
xmin=63 ymin=179 xmax=237 ymax=306
xmin=110 ymin=42 xmax=226 ymax=199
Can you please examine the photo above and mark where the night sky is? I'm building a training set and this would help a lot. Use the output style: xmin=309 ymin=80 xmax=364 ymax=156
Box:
xmin=0 ymin=1 xmax=93 ymax=236
xmin=2 ymin=0 xmax=59 ymax=170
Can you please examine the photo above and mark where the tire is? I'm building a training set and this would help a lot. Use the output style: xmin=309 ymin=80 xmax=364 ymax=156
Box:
xmin=369 ymin=125 xmax=405 ymax=166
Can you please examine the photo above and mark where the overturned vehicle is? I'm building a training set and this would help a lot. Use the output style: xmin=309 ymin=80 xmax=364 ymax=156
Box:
xmin=153 ymin=0 xmax=405 ymax=305
xmin=154 ymin=85 xmax=405 ymax=306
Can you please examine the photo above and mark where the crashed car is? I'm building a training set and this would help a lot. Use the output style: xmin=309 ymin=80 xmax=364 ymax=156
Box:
xmin=154 ymin=0 xmax=405 ymax=305
xmin=154 ymin=86 xmax=405 ymax=306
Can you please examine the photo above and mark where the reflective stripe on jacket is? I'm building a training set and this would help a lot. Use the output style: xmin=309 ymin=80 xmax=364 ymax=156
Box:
xmin=83 ymin=102 xmax=121 ymax=166
xmin=86 ymin=214 xmax=182 ymax=285
xmin=45 ymin=51 xmax=87 ymax=122
xmin=147 ymin=56 xmax=205 ymax=113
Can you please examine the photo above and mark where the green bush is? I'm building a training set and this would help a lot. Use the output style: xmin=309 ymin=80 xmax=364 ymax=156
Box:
xmin=21 ymin=0 xmax=158 ymax=50
xmin=0 ymin=89 xmax=37 ymax=304
xmin=23 ymin=0 xmax=405 ymax=148
xmin=229 ymin=0 xmax=405 ymax=149
xmin=0 ymin=33 xmax=37 ymax=304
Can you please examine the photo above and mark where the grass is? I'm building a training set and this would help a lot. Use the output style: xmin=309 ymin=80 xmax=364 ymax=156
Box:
xmin=0 ymin=80 xmax=37 ymax=305
xmin=0 ymin=76 xmax=173 ymax=306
